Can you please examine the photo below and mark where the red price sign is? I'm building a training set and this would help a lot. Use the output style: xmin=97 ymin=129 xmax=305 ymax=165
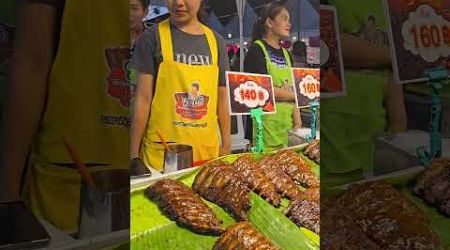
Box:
xmin=410 ymin=24 xmax=450 ymax=49
xmin=292 ymin=68 xmax=320 ymax=108
xmin=234 ymin=81 xmax=270 ymax=108
xmin=401 ymin=5 xmax=450 ymax=62
xmin=320 ymin=5 xmax=346 ymax=97
xmin=299 ymin=74 xmax=320 ymax=100
xmin=384 ymin=1 xmax=450 ymax=83
xmin=226 ymin=71 xmax=276 ymax=115
xmin=239 ymin=88 xmax=265 ymax=102
xmin=301 ymin=82 xmax=320 ymax=96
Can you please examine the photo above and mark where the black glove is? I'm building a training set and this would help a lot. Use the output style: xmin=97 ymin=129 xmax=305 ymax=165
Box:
xmin=130 ymin=158 xmax=151 ymax=177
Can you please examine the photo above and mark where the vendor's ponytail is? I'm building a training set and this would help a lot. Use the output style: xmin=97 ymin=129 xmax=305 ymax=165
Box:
xmin=251 ymin=1 xmax=287 ymax=43
xmin=251 ymin=17 xmax=266 ymax=43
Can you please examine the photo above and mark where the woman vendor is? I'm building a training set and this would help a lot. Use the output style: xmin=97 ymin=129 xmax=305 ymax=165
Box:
xmin=244 ymin=2 xmax=301 ymax=152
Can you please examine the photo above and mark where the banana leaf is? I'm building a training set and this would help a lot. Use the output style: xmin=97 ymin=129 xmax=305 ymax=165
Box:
xmin=131 ymin=150 xmax=320 ymax=250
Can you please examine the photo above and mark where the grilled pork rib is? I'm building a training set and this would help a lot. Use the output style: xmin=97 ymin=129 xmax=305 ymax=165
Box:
xmin=414 ymin=158 xmax=450 ymax=217
xmin=233 ymin=155 xmax=281 ymax=206
xmin=285 ymin=199 xmax=320 ymax=234
xmin=413 ymin=158 xmax=449 ymax=197
xmin=193 ymin=163 xmax=251 ymax=220
xmin=271 ymin=149 xmax=319 ymax=188
xmin=339 ymin=181 xmax=442 ymax=249
xmin=213 ymin=221 xmax=279 ymax=250
xmin=298 ymin=187 xmax=320 ymax=203
xmin=258 ymin=156 xmax=300 ymax=200
xmin=304 ymin=140 xmax=320 ymax=163
xmin=321 ymin=198 xmax=381 ymax=250
xmin=145 ymin=179 xmax=223 ymax=235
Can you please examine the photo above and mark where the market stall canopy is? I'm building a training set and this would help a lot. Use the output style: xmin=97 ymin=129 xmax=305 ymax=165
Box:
xmin=147 ymin=0 xmax=319 ymax=39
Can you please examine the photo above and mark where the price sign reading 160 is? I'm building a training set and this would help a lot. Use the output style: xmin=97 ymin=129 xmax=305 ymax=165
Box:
xmin=410 ymin=24 xmax=450 ymax=48
xmin=298 ymin=73 xmax=320 ymax=100
xmin=385 ymin=1 xmax=450 ymax=83
xmin=301 ymin=82 xmax=320 ymax=96
xmin=401 ymin=4 xmax=450 ymax=62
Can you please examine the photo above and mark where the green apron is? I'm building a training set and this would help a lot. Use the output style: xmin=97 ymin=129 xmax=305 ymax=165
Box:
xmin=328 ymin=0 xmax=388 ymax=34
xmin=253 ymin=40 xmax=295 ymax=152
xmin=321 ymin=71 xmax=387 ymax=186
xmin=322 ymin=0 xmax=390 ymax=186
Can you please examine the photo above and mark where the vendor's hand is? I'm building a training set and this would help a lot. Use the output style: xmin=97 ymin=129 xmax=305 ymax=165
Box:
xmin=130 ymin=158 xmax=151 ymax=177
xmin=219 ymin=146 xmax=231 ymax=156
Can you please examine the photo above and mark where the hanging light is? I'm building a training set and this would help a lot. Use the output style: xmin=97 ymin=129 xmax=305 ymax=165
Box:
xmin=228 ymin=33 xmax=233 ymax=39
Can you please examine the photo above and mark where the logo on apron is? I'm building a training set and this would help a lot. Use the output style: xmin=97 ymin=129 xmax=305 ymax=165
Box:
xmin=174 ymin=82 xmax=209 ymax=120
xmin=281 ymin=77 xmax=295 ymax=92
xmin=358 ymin=14 xmax=388 ymax=46
xmin=105 ymin=47 xmax=131 ymax=107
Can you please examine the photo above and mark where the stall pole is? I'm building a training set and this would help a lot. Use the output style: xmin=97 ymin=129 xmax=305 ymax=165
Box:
xmin=235 ymin=0 xmax=246 ymax=71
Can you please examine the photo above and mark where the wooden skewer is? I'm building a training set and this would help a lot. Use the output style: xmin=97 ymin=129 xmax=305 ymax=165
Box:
xmin=156 ymin=130 xmax=172 ymax=153
xmin=62 ymin=137 xmax=97 ymax=189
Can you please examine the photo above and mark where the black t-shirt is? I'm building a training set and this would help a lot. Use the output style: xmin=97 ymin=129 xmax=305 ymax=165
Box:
xmin=244 ymin=40 xmax=293 ymax=75
xmin=131 ymin=23 xmax=230 ymax=87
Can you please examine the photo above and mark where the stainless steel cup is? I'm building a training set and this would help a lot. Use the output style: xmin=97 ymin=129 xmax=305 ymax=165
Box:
xmin=163 ymin=144 xmax=193 ymax=174
xmin=77 ymin=169 xmax=129 ymax=239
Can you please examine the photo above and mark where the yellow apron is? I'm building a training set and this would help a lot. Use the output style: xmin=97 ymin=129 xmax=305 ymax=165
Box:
xmin=141 ymin=19 xmax=220 ymax=171
xmin=22 ymin=0 xmax=130 ymax=232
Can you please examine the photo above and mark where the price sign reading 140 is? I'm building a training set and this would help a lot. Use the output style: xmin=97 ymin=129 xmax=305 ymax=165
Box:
xmin=239 ymin=88 xmax=265 ymax=102
xmin=402 ymin=4 xmax=450 ymax=62
xmin=234 ymin=81 xmax=270 ymax=108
